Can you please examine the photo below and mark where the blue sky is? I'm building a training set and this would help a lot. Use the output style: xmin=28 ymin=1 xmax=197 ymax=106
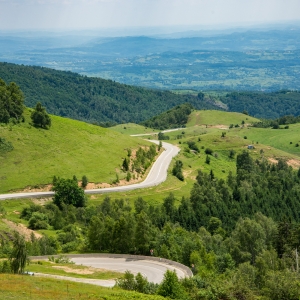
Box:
xmin=1 ymin=0 xmax=300 ymax=32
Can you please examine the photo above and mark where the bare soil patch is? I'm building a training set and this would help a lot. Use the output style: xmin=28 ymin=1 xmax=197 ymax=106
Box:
xmin=52 ymin=265 xmax=97 ymax=275
xmin=287 ymin=159 xmax=300 ymax=169
xmin=268 ymin=158 xmax=300 ymax=169
xmin=3 ymin=219 xmax=42 ymax=240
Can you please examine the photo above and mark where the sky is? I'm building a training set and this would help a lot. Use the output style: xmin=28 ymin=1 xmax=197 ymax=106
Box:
xmin=0 ymin=0 xmax=300 ymax=32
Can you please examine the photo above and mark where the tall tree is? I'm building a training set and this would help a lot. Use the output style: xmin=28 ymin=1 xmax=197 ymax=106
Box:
xmin=9 ymin=232 xmax=28 ymax=274
xmin=52 ymin=177 xmax=86 ymax=209
xmin=0 ymin=79 xmax=24 ymax=123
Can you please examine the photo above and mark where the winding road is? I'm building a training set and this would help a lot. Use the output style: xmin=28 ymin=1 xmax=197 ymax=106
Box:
xmin=31 ymin=254 xmax=192 ymax=287
xmin=2 ymin=139 xmax=189 ymax=286
xmin=0 ymin=140 xmax=179 ymax=200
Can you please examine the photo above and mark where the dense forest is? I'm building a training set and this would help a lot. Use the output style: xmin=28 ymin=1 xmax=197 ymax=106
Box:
xmin=2 ymin=63 xmax=300 ymax=127
xmin=1 ymin=151 xmax=300 ymax=299
xmin=0 ymin=63 xmax=217 ymax=125
xmin=221 ymin=90 xmax=300 ymax=119
xmin=142 ymin=103 xmax=193 ymax=130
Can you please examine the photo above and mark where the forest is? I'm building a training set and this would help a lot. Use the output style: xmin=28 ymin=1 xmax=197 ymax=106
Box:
xmin=2 ymin=63 xmax=300 ymax=129
xmin=1 ymin=151 xmax=300 ymax=299
xmin=141 ymin=103 xmax=193 ymax=130
xmin=221 ymin=90 xmax=300 ymax=119
xmin=0 ymin=63 xmax=217 ymax=125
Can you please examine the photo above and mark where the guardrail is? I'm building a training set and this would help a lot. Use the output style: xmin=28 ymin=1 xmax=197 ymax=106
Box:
xmin=30 ymin=253 xmax=193 ymax=277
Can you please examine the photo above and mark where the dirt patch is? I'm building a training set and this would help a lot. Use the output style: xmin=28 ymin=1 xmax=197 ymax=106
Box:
xmin=268 ymin=158 xmax=278 ymax=165
xmin=52 ymin=265 xmax=96 ymax=275
xmin=21 ymin=184 xmax=53 ymax=193
xmin=183 ymin=170 xmax=193 ymax=178
xmin=3 ymin=219 xmax=42 ymax=241
xmin=268 ymin=158 xmax=300 ymax=169
xmin=287 ymin=159 xmax=300 ymax=169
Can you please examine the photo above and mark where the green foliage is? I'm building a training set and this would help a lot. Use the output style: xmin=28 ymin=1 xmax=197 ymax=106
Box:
xmin=157 ymin=270 xmax=187 ymax=299
xmin=229 ymin=149 xmax=235 ymax=159
xmin=158 ymin=132 xmax=170 ymax=140
xmin=30 ymin=102 xmax=51 ymax=128
xmin=187 ymin=140 xmax=199 ymax=153
xmin=0 ymin=137 xmax=14 ymax=153
xmin=0 ymin=63 xmax=216 ymax=124
xmin=172 ymin=160 xmax=184 ymax=181
xmin=9 ymin=232 xmax=28 ymax=274
xmin=205 ymin=155 xmax=210 ymax=164
xmin=0 ymin=78 xmax=24 ymax=123
xmin=116 ymin=271 xmax=158 ymax=294
xmin=52 ymin=177 xmax=86 ymax=209
xmin=81 ymin=175 xmax=88 ymax=188
xmin=142 ymin=103 xmax=193 ymax=130
xmin=126 ymin=171 xmax=131 ymax=182
xmin=122 ymin=157 xmax=129 ymax=171
xmin=132 ymin=145 xmax=157 ymax=174
xmin=28 ymin=212 xmax=48 ymax=230
xmin=205 ymin=148 xmax=213 ymax=155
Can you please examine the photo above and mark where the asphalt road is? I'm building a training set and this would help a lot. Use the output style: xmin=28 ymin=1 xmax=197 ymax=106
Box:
xmin=71 ymin=257 xmax=187 ymax=285
xmin=0 ymin=141 xmax=179 ymax=200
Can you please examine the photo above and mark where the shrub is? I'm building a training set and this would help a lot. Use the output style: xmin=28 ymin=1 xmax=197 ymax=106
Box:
xmin=205 ymin=148 xmax=213 ymax=155
xmin=28 ymin=212 xmax=48 ymax=230
xmin=81 ymin=175 xmax=88 ymax=188
xmin=205 ymin=155 xmax=210 ymax=164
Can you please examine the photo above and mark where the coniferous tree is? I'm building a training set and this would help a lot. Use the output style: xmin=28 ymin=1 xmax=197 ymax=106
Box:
xmin=31 ymin=102 xmax=51 ymax=128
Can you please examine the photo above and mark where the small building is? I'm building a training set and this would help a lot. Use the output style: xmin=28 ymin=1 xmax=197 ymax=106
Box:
xmin=248 ymin=145 xmax=254 ymax=150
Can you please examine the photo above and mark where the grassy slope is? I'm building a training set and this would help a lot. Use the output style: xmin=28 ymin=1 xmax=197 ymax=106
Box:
xmin=99 ymin=110 xmax=300 ymax=205
xmin=187 ymin=110 xmax=259 ymax=127
xmin=0 ymin=109 xmax=151 ymax=193
xmin=110 ymin=123 xmax=156 ymax=135
xmin=0 ymin=274 xmax=164 ymax=300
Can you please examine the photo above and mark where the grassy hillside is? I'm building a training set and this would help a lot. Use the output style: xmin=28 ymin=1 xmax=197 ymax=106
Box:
xmin=99 ymin=110 xmax=300 ymax=204
xmin=0 ymin=109 xmax=150 ymax=193
xmin=187 ymin=110 xmax=259 ymax=127
xmin=0 ymin=274 xmax=164 ymax=300
xmin=110 ymin=123 xmax=155 ymax=135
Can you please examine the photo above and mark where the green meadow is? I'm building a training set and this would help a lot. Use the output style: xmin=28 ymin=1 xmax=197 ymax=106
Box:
xmin=0 ymin=274 xmax=164 ymax=300
xmin=110 ymin=123 xmax=156 ymax=135
xmin=0 ymin=109 xmax=151 ymax=193
xmin=96 ymin=110 xmax=300 ymax=205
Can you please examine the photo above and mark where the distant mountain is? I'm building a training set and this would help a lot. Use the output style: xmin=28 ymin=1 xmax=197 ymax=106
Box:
xmin=1 ymin=28 xmax=300 ymax=91
xmin=0 ymin=62 xmax=219 ymax=125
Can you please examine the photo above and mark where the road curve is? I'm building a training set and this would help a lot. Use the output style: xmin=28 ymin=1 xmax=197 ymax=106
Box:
xmin=31 ymin=254 xmax=192 ymax=287
xmin=0 ymin=141 xmax=179 ymax=200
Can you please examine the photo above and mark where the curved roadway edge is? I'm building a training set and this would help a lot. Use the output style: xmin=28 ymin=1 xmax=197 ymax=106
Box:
xmin=0 ymin=141 xmax=180 ymax=200
xmin=30 ymin=253 xmax=193 ymax=287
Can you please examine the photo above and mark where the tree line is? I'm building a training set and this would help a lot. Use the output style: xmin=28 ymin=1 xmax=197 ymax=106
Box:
xmin=221 ymin=90 xmax=300 ymax=119
xmin=141 ymin=103 xmax=193 ymax=130
xmin=0 ymin=63 xmax=218 ymax=125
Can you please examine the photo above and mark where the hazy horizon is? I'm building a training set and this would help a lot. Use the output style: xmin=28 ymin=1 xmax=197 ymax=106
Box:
xmin=0 ymin=0 xmax=300 ymax=35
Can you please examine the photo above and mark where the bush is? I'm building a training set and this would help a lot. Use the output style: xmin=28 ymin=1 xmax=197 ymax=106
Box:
xmin=81 ymin=175 xmax=88 ymax=188
xmin=229 ymin=149 xmax=235 ymax=159
xmin=205 ymin=148 xmax=213 ymax=155
xmin=205 ymin=155 xmax=210 ymax=164
xmin=187 ymin=141 xmax=199 ymax=153
xmin=172 ymin=160 xmax=184 ymax=181
xmin=28 ymin=212 xmax=48 ymax=230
